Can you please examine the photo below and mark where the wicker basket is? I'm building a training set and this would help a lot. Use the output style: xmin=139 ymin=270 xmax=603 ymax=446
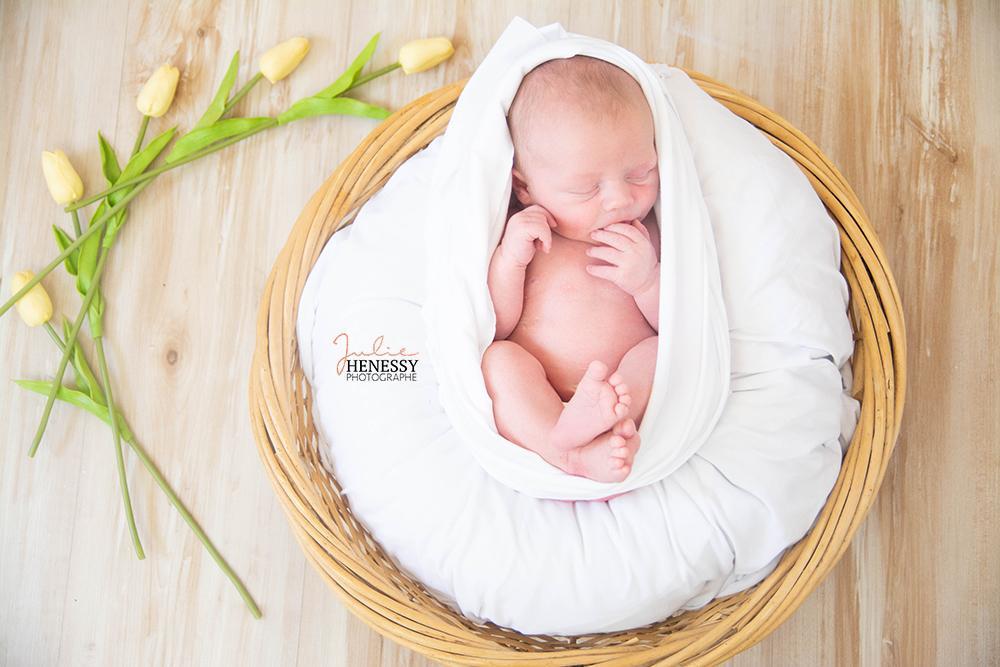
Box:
xmin=248 ymin=66 xmax=906 ymax=666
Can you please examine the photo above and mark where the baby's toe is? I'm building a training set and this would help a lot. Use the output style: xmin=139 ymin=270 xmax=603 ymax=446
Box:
xmin=584 ymin=360 xmax=609 ymax=381
xmin=614 ymin=419 xmax=637 ymax=438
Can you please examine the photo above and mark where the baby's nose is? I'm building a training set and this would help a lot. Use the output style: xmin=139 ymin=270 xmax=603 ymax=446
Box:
xmin=600 ymin=180 xmax=634 ymax=212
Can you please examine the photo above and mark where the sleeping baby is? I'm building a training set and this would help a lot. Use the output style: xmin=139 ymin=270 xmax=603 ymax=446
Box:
xmin=482 ymin=55 xmax=661 ymax=483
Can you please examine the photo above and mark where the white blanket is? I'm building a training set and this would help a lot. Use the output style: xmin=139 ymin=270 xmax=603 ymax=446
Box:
xmin=422 ymin=17 xmax=731 ymax=500
xmin=296 ymin=17 xmax=859 ymax=635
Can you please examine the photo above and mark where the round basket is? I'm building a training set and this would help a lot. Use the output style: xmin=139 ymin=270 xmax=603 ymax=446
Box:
xmin=249 ymin=66 xmax=906 ymax=666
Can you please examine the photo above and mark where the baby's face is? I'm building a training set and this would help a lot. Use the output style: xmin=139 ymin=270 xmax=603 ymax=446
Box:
xmin=511 ymin=102 xmax=659 ymax=245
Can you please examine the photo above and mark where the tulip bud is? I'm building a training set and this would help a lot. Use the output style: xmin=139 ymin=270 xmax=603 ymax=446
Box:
xmin=136 ymin=64 xmax=180 ymax=117
xmin=259 ymin=37 xmax=310 ymax=84
xmin=398 ymin=37 xmax=455 ymax=74
xmin=10 ymin=271 xmax=53 ymax=327
xmin=40 ymin=150 xmax=85 ymax=205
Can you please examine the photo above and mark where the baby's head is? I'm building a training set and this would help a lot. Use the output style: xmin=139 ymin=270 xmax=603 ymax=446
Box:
xmin=507 ymin=55 xmax=659 ymax=244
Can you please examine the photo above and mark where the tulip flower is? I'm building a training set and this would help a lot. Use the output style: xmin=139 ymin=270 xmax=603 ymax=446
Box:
xmin=10 ymin=271 xmax=53 ymax=327
xmin=41 ymin=150 xmax=84 ymax=205
xmin=136 ymin=64 xmax=180 ymax=117
xmin=398 ymin=37 xmax=455 ymax=74
xmin=259 ymin=37 xmax=310 ymax=83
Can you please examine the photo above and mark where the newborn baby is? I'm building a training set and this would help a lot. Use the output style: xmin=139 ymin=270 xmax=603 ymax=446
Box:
xmin=482 ymin=56 xmax=660 ymax=483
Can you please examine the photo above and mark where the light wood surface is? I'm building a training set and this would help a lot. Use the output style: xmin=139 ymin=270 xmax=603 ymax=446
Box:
xmin=1 ymin=1 xmax=996 ymax=665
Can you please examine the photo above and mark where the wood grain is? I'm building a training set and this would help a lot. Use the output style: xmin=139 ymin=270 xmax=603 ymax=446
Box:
xmin=1 ymin=1 xmax=996 ymax=665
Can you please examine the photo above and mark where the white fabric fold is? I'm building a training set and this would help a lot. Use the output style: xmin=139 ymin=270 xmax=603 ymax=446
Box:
xmin=421 ymin=17 xmax=732 ymax=500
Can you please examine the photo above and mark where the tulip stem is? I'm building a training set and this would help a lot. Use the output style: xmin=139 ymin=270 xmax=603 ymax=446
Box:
xmin=42 ymin=321 xmax=65 ymax=352
xmin=40 ymin=322 xmax=146 ymax=560
xmin=37 ymin=322 xmax=260 ymax=618
xmin=29 ymin=237 xmax=112 ymax=457
xmin=132 ymin=115 xmax=150 ymax=156
xmin=66 ymin=62 xmax=401 ymax=214
xmin=94 ymin=329 xmax=144 ymax=558
xmin=65 ymin=120 xmax=277 ymax=212
xmin=0 ymin=177 xmax=152 ymax=321
xmin=223 ymin=72 xmax=264 ymax=116
xmin=66 ymin=208 xmax=145 ymax=558
xmin=345 ymin=62 xmax=401 ymax=93
xmin=123 ymin=432 xmax=262 ymax=618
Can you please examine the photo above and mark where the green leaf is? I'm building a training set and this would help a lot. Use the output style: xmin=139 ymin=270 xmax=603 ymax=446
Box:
xmin=52 ymin=225 xmax=79 ymax=276
xmin=102 ymin=207 xmax=129 ymax=251
xmin=314 ymin=32 xmax=380 ymax=100
xmin=14 ymin=379 xmax=132 ymax=442
xmin=190 ymin=50 xmax=241 ymax=133
xmin=164 ymin=117 xmax=273 ymax=164
xmin=108 ymin=126 xmax=177 ymax=208
xmin=87 ymin=289 xmax=105 ymax=337
xmin=98 ymin=131 xmax=122 ymax=186
xmin=60 ymin=316 xmax=105 ymax=406
xmin=277 ymin=96 xmax=390 ymax=126
xmin=60 ymin=317 xmax=87 ymax=394
xmin=75 ymin=203 xmax=104 ymax=297
xmin=96 ymin=126 xmax=175 ymax=250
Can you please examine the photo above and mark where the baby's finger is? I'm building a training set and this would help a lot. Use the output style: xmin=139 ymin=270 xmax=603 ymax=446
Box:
xmin=632 ymin=219 xmax=651 ymax=238
xmin=603 ymin=222 xmax=645 ymax=244
xmin=585 ymin=244 xmax=622 ymax=265
xmin=531 ymin=218 xmax=553 ymax=253
xmin=590 ymin=228 xmax=632 ymax=251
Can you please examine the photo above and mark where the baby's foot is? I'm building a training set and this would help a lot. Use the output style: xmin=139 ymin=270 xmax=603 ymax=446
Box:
xmin=550 ymin=360 xmax=631 ymax=451
xmin=565 ymin=418 xmax=641 ymax=483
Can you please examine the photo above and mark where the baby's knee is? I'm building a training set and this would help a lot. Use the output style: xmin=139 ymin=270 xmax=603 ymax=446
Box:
xmin=481 ymin=340 xmax=522 ymax=373
xmin=481 ymin=340 xmax=544 ymax=379
xmin=616 ymin=335 xmax=658 ymax=374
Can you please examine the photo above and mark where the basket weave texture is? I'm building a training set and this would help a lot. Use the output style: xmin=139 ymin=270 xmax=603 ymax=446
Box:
xmin=249 ymin=67 xmax=906 ymax=666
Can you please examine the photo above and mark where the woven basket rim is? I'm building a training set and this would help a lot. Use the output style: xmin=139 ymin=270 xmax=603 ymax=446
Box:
xmin=248 ymin=65 xmax=907 ymax=666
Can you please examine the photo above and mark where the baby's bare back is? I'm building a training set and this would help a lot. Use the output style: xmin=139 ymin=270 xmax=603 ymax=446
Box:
xmin=507 ymin=213 xmax=659 ymax=402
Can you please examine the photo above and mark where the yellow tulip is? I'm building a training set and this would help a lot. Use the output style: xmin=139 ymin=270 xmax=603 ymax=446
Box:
xmin=398 ymin=37 xmax=455 ymax=74
xmin=10 ymin=271 xmax=53 ymax=327
xmin=40 ymin=150 xmax=84 ymax=205
xmin=136 ymin=64 xmax=180 ymax=117
xmin=259 ymin=37 xmax=310 ymax=84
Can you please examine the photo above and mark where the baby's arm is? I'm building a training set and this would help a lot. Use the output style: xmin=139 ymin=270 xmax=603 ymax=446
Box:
xmin=488 ymin=245 xmax=527 ymax=340
xmin=488 ymin=205 xmax=557 ymax=340
xmin=633 ymin=268 xmax=660 ymax=332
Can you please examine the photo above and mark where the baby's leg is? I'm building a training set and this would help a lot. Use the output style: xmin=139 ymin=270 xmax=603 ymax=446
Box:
xmin=611 ymin=335 xmax=658 ymax=427
xmin=481 ymin=341 xmax=571 ymax=470
xmin=482 ymin=341 xmax=642 ymax=482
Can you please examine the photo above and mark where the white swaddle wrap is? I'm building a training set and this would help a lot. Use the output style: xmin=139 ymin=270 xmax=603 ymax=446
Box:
xmin=422 ymin=17 xmax=731 ymax=500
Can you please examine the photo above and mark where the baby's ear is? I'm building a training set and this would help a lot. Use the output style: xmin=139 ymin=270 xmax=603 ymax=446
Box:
xmin=511 ymin=167 xmax=532 ymax=206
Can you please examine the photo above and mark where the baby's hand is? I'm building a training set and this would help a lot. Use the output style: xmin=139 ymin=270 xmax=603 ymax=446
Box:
xmin=499 ymin=205 xmax=557 ymax=269
xmin=586 ymin=220 xmax=659 ymax=295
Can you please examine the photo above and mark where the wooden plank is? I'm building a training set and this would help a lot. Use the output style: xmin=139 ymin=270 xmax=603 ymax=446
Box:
xmin=0 ymin=1 xmax=996 ymax=665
